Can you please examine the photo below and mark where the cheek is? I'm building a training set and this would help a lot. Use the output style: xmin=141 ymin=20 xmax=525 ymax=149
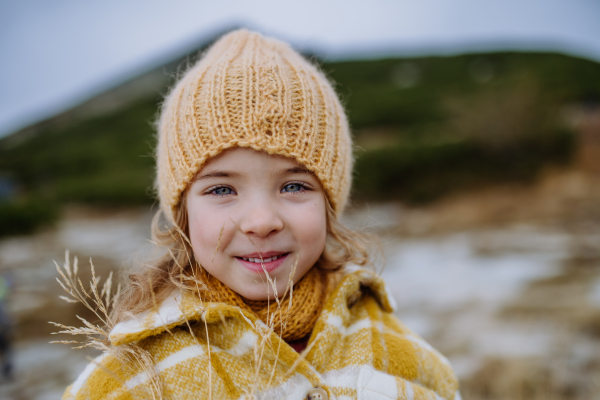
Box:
xmin=187 ymin=201 xmax=227 ymax=256
xmin=290 ymin=200 xmax=327 ymax=252
xmin=188 ymin=212 xmax=208 ymax=247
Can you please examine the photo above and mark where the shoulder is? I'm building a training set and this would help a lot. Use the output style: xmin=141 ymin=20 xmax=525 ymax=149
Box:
xmin=325 ymin=265 xmax=397 ymax=312
xmin=63 ymin=353 xmax=126 ymax=400
xmin=64 ymin=326 xmax=213 ymax=400
xmin=65 ymin=292 xmax=261 ymax=399
xmin=317 ymin=266 xmax=460 ymax=399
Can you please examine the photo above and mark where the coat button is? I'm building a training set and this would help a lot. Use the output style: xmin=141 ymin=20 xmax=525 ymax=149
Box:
xmin=307 ymin=387 xmax=328 ymax=400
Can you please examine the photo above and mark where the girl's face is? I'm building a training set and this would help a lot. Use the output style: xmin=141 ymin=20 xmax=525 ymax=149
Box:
xmin=186 ymin=147 xmax=327 ymax=300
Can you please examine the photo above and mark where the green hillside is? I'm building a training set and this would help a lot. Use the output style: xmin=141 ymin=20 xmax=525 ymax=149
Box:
xmin=1 ymin=51 xmax=599 ymax=235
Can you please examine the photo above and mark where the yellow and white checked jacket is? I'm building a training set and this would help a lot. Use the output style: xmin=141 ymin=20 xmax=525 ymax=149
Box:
xmin=64 ymin=268 xmax=460 ymax=400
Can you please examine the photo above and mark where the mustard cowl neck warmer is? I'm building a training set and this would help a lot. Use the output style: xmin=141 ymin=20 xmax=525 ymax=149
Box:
xmin=198 ymin=266 xmax=329 ymax=342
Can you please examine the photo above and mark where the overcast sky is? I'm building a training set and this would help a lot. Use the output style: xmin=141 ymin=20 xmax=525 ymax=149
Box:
xmin=1 ymin=0 xmax=600 ymax=137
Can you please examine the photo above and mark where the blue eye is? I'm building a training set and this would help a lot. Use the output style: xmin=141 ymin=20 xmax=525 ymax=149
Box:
xmin=282 ymin=183 xmax=305 ymax=193
xmin=210 ymin=186 xmax=234 ymax=196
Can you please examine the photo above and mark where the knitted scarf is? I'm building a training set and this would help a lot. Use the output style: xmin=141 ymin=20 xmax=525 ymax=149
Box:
xmin=198 ymin=267 xmax=328 ymax=342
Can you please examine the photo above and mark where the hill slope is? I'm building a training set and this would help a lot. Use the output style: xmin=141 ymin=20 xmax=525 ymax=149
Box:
xmin=1 ymin=50 xmax=599 ymax=235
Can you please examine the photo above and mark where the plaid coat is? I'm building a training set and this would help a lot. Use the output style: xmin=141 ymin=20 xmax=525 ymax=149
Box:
xmin=64 ymin=268 xmax=459 ymax=400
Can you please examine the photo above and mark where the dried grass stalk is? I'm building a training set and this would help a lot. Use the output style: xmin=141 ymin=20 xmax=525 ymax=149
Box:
xmin=50 ymin=250 xmax=163 ymax=399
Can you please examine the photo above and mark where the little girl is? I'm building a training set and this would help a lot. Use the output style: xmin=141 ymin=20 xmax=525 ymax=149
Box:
xmin=63 ymin=30 xmax=459 ymax=400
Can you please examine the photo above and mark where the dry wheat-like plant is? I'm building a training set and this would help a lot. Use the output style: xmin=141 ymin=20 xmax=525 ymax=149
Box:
xmin=50 ymin=250 xmax=120 ymax=351
xmin=50 ymin=250 xmax=164 ymax=399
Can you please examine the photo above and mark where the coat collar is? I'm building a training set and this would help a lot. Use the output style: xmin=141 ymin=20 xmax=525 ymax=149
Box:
xmin=109 ymin=266 xmax=396 ymax=346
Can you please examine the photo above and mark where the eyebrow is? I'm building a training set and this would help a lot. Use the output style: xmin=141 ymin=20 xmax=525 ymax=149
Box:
xmin=193 ymin=170 xmax=241 ymax=181
xmin=281 ymin=166 xmax=313 ymax=176
xmin=193 ymin=166 xmax=313 ymax=182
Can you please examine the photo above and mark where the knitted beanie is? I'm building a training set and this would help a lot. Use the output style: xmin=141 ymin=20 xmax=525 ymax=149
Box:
xmin=155 ymin=29 xmax=353 ymax=223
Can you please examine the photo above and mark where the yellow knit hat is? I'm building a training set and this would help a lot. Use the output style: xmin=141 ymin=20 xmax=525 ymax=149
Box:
xmin=156 ymin=29 xmax=353 ymax=223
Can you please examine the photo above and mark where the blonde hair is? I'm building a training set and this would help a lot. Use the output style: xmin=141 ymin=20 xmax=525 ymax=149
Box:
xmin=112 ymin=191 xmax=375 ymax=324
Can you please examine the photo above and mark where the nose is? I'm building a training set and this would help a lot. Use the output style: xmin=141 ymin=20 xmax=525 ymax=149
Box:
xmin=238 ymin=197 xmax=284 ymax=238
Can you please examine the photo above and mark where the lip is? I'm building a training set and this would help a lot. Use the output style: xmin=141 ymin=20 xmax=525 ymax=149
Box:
xmin=235 ymin=252 xmax=290 ymax=273
xmin=238 ymin=251 xmax=287 ymax=259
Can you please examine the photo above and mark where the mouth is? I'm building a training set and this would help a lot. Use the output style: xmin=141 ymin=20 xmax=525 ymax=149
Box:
xmin=235 ymin=252 xmax=290 ymax=273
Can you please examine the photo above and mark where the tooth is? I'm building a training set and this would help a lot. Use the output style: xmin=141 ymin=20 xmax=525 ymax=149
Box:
xmin=265 ymin=257 xmax=273 ymax=262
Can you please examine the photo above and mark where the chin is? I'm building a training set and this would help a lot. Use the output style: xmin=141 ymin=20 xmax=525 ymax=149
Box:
xmin=240 ymin=290 xmax=275 ymax=301
xmin=229 ymin=282 xmax=273 ymax=301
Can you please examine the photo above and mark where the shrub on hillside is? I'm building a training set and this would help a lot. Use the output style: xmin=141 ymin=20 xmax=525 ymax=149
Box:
xmin=0 ymin=199 xmax=58 ymax=236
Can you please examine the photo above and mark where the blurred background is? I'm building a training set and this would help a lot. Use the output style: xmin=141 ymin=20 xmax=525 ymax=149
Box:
xmin=1 ymin=0 xmax=600 ymax=398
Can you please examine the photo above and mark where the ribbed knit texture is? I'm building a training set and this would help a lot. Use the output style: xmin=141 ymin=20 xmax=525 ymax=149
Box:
xmin=201 ymin=266 xmax=327 ymax=342
xmin=156 ymin=29 xmax=353 ymax=222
